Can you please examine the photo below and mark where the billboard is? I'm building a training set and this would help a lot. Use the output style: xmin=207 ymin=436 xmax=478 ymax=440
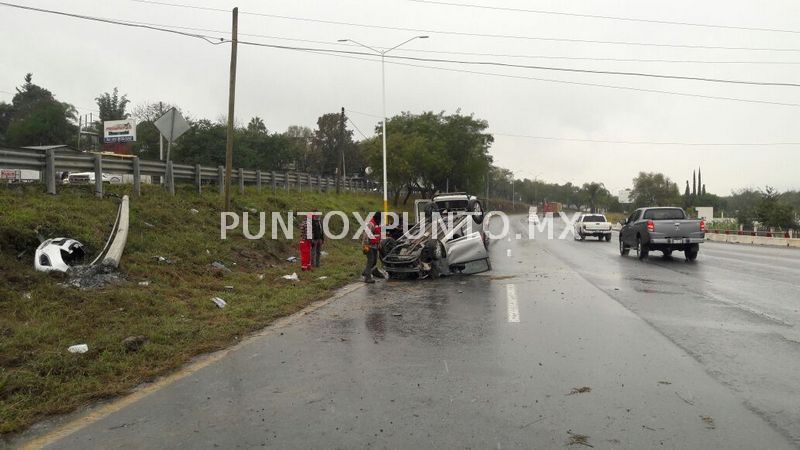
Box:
xmin=103 ymin=119 xmax=136 ymax=143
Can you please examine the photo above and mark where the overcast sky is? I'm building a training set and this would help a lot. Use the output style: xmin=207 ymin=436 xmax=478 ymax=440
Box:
xmin=3 ymin=0 xmax=800 ymax=194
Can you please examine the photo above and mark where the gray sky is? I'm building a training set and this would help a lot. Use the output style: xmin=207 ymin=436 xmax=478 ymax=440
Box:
xmin=3 ymin=0 xmax=800 ymax=195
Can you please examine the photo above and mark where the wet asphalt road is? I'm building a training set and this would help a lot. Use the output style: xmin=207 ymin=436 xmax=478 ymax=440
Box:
xmin=28 ymin=216 xmax=800 ymax=449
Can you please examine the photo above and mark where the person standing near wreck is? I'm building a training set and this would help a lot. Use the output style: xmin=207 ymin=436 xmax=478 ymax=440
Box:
xmin=299 ymin=213 xmax=313 ymax=271
xmin=310 ymin=213 xmax=324 ymax=268
xmin=362 ymin=212 xmax=381 ymax=283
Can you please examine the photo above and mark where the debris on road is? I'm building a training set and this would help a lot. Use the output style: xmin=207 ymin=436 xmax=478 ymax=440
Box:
xmin=675 ymin=391 xmax=695 ymax=406
xmin=392 ymin=312 xmax=402 ymax=317
xmin=567 ymin=387 xmax=592 ymax=395
xmin=282 ymin=273 xmax=299 ymax=281
xmin=701 ymin=415 xmax=716 ymax=429
xmin=657 ymin=380 xmax=672 ymax=385
xmin=67 ymin=344 xmax=89 ymax=354
xmin=211 ymin=261 xmax=230 ymax=272
xmin=211 ymin=297 xmax=227 ymax=309
xmin=566 ymin=430 xmax=593 ymax=447
xmin=122 ymin=335 xmax=147 ymax=352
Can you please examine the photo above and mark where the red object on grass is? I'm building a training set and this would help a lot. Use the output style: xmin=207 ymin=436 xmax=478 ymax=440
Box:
xmin=299 ymin=240 xmax=311 ymax=271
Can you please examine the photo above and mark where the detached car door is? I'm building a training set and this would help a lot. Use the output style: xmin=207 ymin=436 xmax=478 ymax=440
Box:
xmin=446 ymin=232 xmax=489 ymax=265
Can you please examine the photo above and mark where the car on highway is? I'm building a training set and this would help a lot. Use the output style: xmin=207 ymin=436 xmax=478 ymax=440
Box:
xmin=574 ymin=213 xmax=612 ymax=241
xmin=619 ymin=206 xmax=705 ymax=261
xmin=379 ymin=192 xmax=490 ymax=279
xmin=66 ymin=172 xmax=122 ymax=184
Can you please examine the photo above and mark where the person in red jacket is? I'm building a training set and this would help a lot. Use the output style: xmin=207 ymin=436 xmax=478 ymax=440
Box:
xmin=362 ymin=212 xmax=382 ymax=283
xmin=299 ymin=213 xmax=312 ymax=271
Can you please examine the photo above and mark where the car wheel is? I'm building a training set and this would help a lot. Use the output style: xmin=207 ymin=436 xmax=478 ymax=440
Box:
xmin=579 ymin=232 xmax=585 ymax=241
xmin=619 ymin=238 xmax=630 ymax=256
xmin=636 ymin=236 xmax=649 ymax=260
xmin=605 ymin=234 xmax=611 ymax=242
xmin=663 ymin=249 xmax=673 ymax=257
xmin=685 ymin=244 xmax=699 ymax=261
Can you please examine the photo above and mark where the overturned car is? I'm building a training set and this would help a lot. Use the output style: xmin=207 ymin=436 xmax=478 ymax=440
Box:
xmin=379 ymin=193 xmax=491 ymax=279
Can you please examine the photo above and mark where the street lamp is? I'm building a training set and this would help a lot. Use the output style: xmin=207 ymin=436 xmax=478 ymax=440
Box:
xmin=338 ymin=36 xmax=429 ymax=217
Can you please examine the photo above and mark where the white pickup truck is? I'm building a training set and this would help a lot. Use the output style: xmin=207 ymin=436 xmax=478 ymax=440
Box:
xmin=574 ymin=213 xmax=613 ymax=242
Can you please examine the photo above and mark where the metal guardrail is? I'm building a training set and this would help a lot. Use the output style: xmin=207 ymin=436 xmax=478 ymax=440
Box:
xmin=0 ymin=146 xmax=367 ymax=197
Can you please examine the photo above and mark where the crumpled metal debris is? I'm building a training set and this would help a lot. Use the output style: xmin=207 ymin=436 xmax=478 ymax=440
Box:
xmin=211 ymin=297 xmax=227 ymax=308
xmin=282 ymin=273 xmax=299 ymax=281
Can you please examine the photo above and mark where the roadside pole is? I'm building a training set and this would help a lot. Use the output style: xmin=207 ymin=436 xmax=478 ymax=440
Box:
xmin=224 ymin=7 xmax=238 ymax=211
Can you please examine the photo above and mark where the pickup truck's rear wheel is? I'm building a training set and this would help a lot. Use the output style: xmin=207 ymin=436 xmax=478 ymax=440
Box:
xmin=619 ymin=238 xmax=630 ymax=256
xmin=662 ymin=249 xmax=673 ymax=257
xmin=636 ymin=236 xmax=649 ymax=260
xmin=605 ymin=234 xmax=611 ymax=242
xmin=685 ymin=244 xmax=699 ymax=261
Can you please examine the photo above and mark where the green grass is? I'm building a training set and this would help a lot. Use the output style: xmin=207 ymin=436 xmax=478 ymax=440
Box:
xmin=0 ymin=183 xmax=385 ymax=436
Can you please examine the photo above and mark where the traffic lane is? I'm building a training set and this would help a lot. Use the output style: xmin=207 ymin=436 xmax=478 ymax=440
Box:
xmin=535 ymin=218 xmax=800 ymax=445
xmin=41 ymin=218 xmax=793 ymax=449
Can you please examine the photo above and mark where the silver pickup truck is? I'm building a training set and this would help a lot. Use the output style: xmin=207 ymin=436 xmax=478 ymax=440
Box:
xmin=619 ymin=207 xmax=705 ymax=261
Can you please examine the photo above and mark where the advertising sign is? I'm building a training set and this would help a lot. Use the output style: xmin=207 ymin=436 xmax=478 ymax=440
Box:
xmin=103 ymin=119 xmax=137 ymax=143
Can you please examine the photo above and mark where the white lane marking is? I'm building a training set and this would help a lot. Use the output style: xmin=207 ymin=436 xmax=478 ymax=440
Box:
xmin=506 ymin=284 xmax=520 ymax=323
xmin=443 ymin=360 xmax=449 ymax=373
xmin=506 ymin=249 xmax=512 ymax=257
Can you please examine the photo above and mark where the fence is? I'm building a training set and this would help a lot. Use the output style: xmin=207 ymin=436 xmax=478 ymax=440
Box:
xmin=0 ymin=147 xmax=368 ymax=197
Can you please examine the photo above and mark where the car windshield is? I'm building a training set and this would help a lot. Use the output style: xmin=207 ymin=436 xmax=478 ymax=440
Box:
xmin=643 ymin=208 xmax=686 ymax=220
xmin=434 ymin=200 xmax=468 ymax=211
xmin=582 ymin=215 xmax=606 ymax=222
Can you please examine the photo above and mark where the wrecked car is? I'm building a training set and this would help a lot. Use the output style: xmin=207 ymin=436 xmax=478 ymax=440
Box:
xmin=379 ymin=192 xmax=490 ymax=279
xmin=34 ymin=238 xmax=86 ymax=272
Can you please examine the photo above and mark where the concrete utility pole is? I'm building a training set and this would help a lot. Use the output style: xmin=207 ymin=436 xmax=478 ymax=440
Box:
xmin=336 ymin=107 xmax=345 ymax=194
xmin=224 ymin=7 xmax=239 ymax=211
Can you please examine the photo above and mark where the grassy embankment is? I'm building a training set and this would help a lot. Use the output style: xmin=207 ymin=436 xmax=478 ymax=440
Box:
xmin=0 ymin=183 xmax=384 ymax=435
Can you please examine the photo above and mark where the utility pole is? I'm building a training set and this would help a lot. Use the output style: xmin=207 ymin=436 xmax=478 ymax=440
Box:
xmin=224 ymin=7 xmax=239 ymax=211
xmin=76 ymin=115 xmax=82 ymax=151
xmin=336 ymin=107 xmax=345 ymax=194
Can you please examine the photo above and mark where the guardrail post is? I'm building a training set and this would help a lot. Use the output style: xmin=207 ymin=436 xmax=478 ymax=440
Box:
xmin=284 ymin=172 xmax=289 ymax=191
xmin=270 ymin=171 xmax=276 ymax=191
xmin=256 ymin=170 xmax=262 ymax=193
xmin=166 ymin=160 xmax=175 ymax=196
xmin=195 ymin=164 xmax=202 ymax=194
xmin=307 ymin=173 xmax=312 ymax=191
xmin=132 ymin=157 xmax=141 ymax=197
xmin=218 ymin=166 xmax=224 ymax=194
xmin=45 ymin=149 xmax=56 ymax=194
xmin=317 ymin=175 xmax=322 ymax=192
xmin=238 ymin=168 xmax=244 ymax=195
xmin=94 ymin=154 xmax=103 ymax=198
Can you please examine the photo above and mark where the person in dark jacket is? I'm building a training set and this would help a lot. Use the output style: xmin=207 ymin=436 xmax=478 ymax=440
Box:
xmin=362 ymin=212 xmax=381 ymax=283
xmin=310 ymin=213 xmax=324 ymax=268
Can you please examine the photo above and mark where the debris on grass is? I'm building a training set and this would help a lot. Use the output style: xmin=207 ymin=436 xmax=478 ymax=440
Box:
xmin=122 ymin=335 xmax=147 ymax=352
xmin=67 ymin=344 xmax=89 ymax=354
xmin=211 ymin=261 xmax=230 ymax=272
xmin=224 ymin=285 xmax=235 ymax=291
xmin=257 ymin=274 xmax=265 ymax=280
xmin=317 ymin=276 xmax=328 ymax=280
xmin=211 ymin=297 xmax=227 ymax=308
xmin=143 ymin=221 xmax=155 ymax=228
xmin=22 ymin=292 xmax=31 ymax=299
xmin=567 ymin=386 xmax=592 ymax=395
xmin=286 ymin=256 xmax=298 ymax=263
xmin=190 ymin=208 xmax=199 ymax=214
xmin=320 ymin=251 xmax=329 ymax=257
xmin=66 ymin=264 xmax=123 ymax=289
xmin=153 ymin=256 xmax=173 ymax=264
xmin=567 ymin=431 xmax=593 ymax=447
xmin=701 ymin=415 xmax=715 ymax=429
xmin=282 ymin=273 xmax=299 ymax=281
xmin=138 ymin=281 xmax=150 ymax=287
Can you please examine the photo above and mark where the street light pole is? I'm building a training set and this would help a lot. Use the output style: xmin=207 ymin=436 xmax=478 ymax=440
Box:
xmin=338 ymin=36 xmax=429 ymax=218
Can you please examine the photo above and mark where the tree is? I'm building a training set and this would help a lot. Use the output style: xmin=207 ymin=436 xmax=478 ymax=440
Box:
xmin=95 ymin=87 xmax=129 ymax=122
xmin=247 ymin=117 xmax=267 ymax=134
xmin=4 ymin=73 xmax=77 ymax=146
xmin=130 ymin=101 xmax=182 ymax=157
xmin=684 ymin=181 xmax=691 ymax=207
xmin=692 ymin=170 xmax=697 ymax=196
xmin=581 ymin=182 xmax=607 ymax=213
xmin=630 ymin=172 xmax=681 ymax=208
xmin=313 ymin=112 xmax=353 ymax=176
xmin=755 ymin=186 xmax=796 ymax=229
xmin=284 ymin=125 xmax=317 ymax=173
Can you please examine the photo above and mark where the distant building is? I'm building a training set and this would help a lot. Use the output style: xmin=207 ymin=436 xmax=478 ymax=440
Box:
xmin=696 ymin=206 xmax=714 ymax=220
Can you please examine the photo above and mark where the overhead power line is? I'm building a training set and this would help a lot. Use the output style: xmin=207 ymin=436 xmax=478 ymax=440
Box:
xmin=0 ymin=1 xmax=225 ymax=44
xmin=128 ymin=20 xmax=800 ymax=65
xmin=131 ymin=0 xmax=800 ymax=53
xmin=6 ymin=2 xmax=800 ymax=108
xmin=492 ymin=133 xmax=800 ymax=146
xmin=409 ymin=0 xmax=800 ymax=35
